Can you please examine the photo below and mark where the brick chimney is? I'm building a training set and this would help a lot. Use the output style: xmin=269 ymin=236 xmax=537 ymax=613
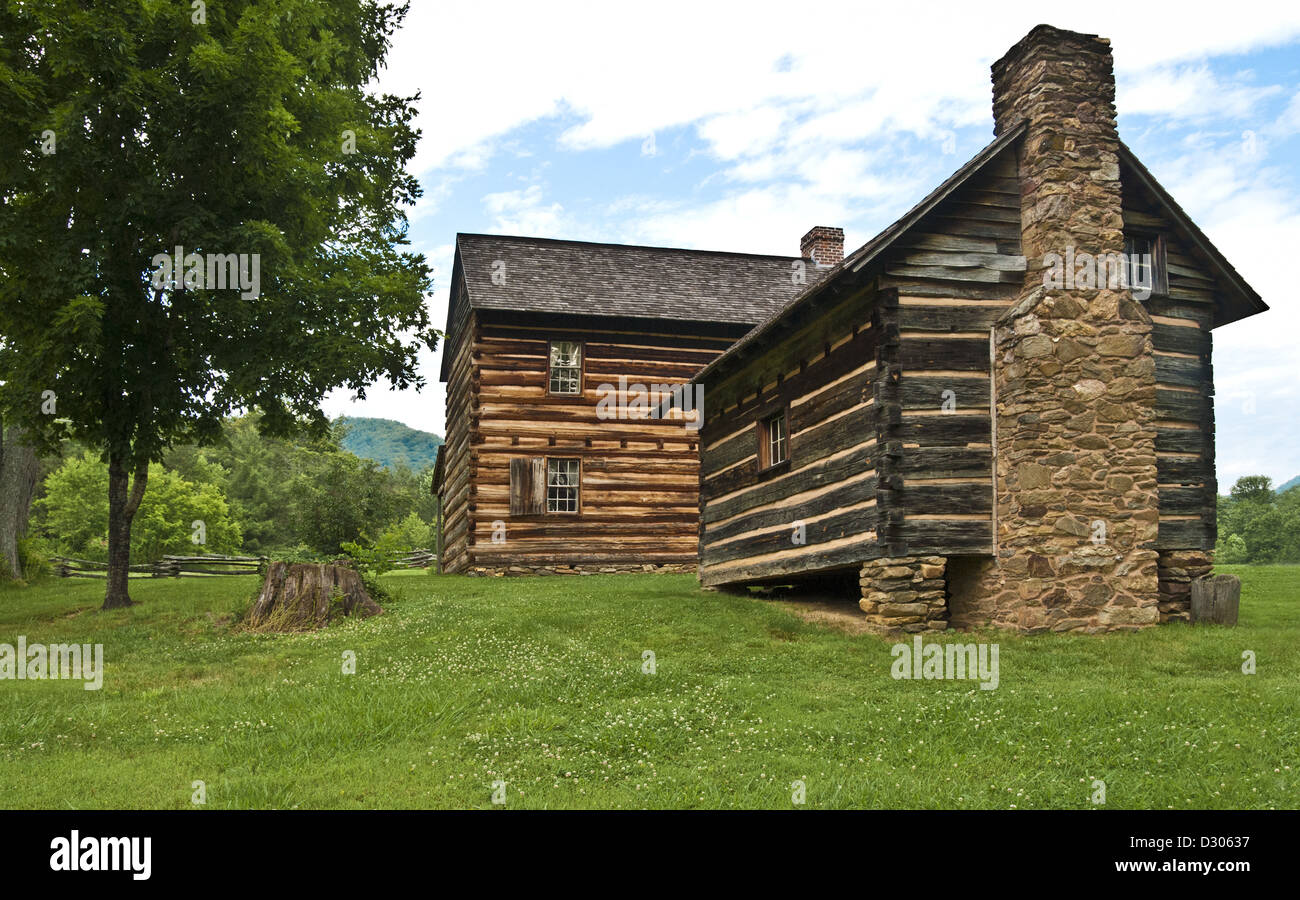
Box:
xmin=957 ymin=25 xmax=1161 ymax=633
xmin=800 ymin=226 xmax=844 ymax=267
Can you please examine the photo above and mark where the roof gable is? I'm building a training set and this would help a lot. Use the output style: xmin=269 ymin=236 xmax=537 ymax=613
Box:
xmin=696 ymin=125 xmax=1268 ymax=387
xmin=695 ymin=124 xmax=1027 ymax=385
xmin=1117 ymin=143 xmax=1267 ymax=327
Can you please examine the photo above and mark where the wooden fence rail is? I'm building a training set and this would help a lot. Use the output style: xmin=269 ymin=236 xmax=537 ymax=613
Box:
xmin=388 ymin=549 xmax=436 ymax=569
xmin=54 ymin=554 xmax=269 ymax=579
xmin=53 ymin=550 xmax=435 ymax=579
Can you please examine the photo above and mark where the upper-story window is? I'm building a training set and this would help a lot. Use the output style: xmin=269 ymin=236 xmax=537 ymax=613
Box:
xmin=549 ymin=341 xmax=583 ymax=394
xmin=761 ymin=411 xmax=788 ymax=468
xmin=1124 ymin=232 xmax=1168 ymax=297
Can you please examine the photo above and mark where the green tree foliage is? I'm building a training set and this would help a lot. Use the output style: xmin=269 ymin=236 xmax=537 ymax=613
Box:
xmin=0 ymin=0 xmax=434 ymax=608
xmin=379 ymin=510 xmax=434 ymax=552
xmin=1215 ymin=476 xmax=1300 ymax=564
xmin=178 ymin=414 xmax=328 ymax=553
xmin=163 ymin=414 xmax=435 ymax=556
xmin=290 ymin=449 xmax=409 ymax=556
xmin=1216 ymin=533 xmax=1248 ymax=564
xmin=1230 ymin=475 xmax=1274 ymax=504
xmin=37 ymin=452 xmax=242 ymax=562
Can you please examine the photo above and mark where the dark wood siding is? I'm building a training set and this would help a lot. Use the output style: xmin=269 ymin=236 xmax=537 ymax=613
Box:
xmin=438 ymin=302 xmax=478 ymax=573
xmin=874 ymin=291 xmax=996 ymax=557
xmin=1124 ymin=173 xmax=1218 ymax=550
xmin=869 ymin=147 xmax=1018 ymax=556
xmin=877 ymin=148 xmax=1024 ymax=303
xmin=697 ymin=284 xmax=879 ymax=586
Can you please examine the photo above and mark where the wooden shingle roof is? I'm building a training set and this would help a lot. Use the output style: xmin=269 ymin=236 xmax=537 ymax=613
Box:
xmin=459 ymin=231 xmax=825 ymax=314
xmin=439 ymin=233 xmax=829 ymax=380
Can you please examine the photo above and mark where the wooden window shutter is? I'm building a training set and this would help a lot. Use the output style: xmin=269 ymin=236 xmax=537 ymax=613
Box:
xmin=528 ymin=457 xmax=546 ymax=515
xmin=509 ymin=457 xmax=547 ymax=515
xmin=509 ymin=458 xmax=529 ymax=515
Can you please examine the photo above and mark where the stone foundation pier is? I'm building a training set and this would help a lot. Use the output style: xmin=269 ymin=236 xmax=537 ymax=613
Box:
xmin=859 ymin=556 xmax=948 ymax=634
xmin=1156 ymin=550 xmax=1213 ymax=623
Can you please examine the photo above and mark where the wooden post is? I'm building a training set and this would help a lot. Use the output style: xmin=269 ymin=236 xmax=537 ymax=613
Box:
xmin=435 ymin=495 xmax=443 ymax=575
xmin=1190 ymin=575 xmax=1241 ymax=626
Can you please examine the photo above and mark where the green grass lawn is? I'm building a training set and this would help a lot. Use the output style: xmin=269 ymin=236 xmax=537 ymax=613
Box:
xmin=0 ymin=565 xmax=1296 ymax=809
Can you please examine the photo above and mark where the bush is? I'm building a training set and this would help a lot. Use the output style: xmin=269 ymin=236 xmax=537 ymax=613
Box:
xmin=1215 ymin=533 xmax=1248 ymax=565
xmin=36 ymin=451 xmax=243 ymax=562
xmin=338 ymin=534 xmax=406 ymax=606
xmin=377 ymin=511 xmax=434 ymax=553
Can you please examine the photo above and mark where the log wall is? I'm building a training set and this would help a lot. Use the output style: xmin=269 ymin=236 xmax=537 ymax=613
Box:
xmin=697 ymin=285 xmax=879 ymax=585
xmin=438 ymin=302 xmax=478 ymax=574
xmin=869 ymin=149 xmax=1023 ymax=557
xmin=1124 ymin=175 xmax=1217 ymax=551
xmin=440 ymin=310 xmax=744 ymax=573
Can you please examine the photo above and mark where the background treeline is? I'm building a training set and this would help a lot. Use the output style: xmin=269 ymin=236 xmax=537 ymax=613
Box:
xmin=19 ymin=415 xmax=439 ymax=575
xmin=1215 ymin=476 xmax=1300 ymax=564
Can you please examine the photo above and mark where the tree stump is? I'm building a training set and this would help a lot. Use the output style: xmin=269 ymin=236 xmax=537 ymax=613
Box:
xmin=1190 ymin=574 xmax=1241 ymax=626
xmin=246 ymin=562 xmax=382 ymax=631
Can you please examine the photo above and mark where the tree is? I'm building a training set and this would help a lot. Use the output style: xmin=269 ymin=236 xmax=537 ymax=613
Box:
xmin=38 ymin=451 xmax=243 ymax=562
xmin=1276 ymin=489 xmax=1300 ymax=562
xmin=1230 ymin=476 xmax=1274 ymax=505
xmin=290 ymin=450 xmax=406 ymax=555
xmin=0 ymin=1 xmax=435 ymax=607
xmin=379 ymin=510 xmax=435 ymax=552
xmin=0 ymin=419 xmax=41 ymax=580
xmin=1241 ymin=509 xmax=1286 ymax=563
xmin=1214 ymin=533 xmax=1248 ymax=565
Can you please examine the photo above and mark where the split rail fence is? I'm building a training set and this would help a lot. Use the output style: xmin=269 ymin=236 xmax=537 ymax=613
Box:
xmin=53 ymin=550 xmax=435 ymax=579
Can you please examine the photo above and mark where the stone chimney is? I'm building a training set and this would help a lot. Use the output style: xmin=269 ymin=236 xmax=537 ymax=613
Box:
xmin=800 ymin=226 xmax=844 ymax=267
xmin=959 ymin=26 xmax=1161 ymax=633
xmin=991 ymin=25 xmax=1125 ymax=263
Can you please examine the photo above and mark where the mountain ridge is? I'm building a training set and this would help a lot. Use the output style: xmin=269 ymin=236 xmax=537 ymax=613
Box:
xmin=336 ymin=416 xmax=443 ymax=471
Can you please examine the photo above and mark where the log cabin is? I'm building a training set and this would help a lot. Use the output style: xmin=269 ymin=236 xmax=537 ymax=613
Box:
xmin=691 ymin=25 xmax=1267 ymax=633
xmin=431 ymin=232 xmax=831 ymax=574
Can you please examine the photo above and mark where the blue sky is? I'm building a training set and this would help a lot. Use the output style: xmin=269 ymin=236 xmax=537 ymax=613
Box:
xmin=322 ymin=1 xmax=1300 ymax=490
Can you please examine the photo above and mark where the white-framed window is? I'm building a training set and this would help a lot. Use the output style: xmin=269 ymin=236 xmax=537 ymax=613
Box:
xmin=763 ymin=412 xmax=788 ymax=468
xmin=548 ymin=341 xmax=582 ymax=394
xmin=546 ymin=457 xmax=580 ymax=513
xmin=1123 ymin=232 xmax=1167 ymax=296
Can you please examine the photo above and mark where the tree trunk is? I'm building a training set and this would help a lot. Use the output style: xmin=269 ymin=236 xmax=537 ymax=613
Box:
xmin=0 ymin=423 xmax=41 ymax=581
xmin=246 ymin=562 xmax=381 ymax=631
xmin=103 ymin=455 xmax=149 ymax=609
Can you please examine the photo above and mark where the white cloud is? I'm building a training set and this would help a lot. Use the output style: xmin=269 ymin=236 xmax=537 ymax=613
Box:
xmin=1269 ymin=90 xmax=1300 ymax=137
xmin=696 ymin=107 xmax=789 ymax=161
xmin=481 ymin=184 xmax=568 ymax=236
xmin=348 ymin=0 xmax=1300 ymax=477
xmin=1121 ymin=65 xmax=1282 ymax=121
xmin=381 ymin=0 xmax=1300 ymax=178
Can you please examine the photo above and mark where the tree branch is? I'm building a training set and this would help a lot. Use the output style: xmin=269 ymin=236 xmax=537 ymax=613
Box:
xmin=124 ymin=458 xmax=149 ymax=522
